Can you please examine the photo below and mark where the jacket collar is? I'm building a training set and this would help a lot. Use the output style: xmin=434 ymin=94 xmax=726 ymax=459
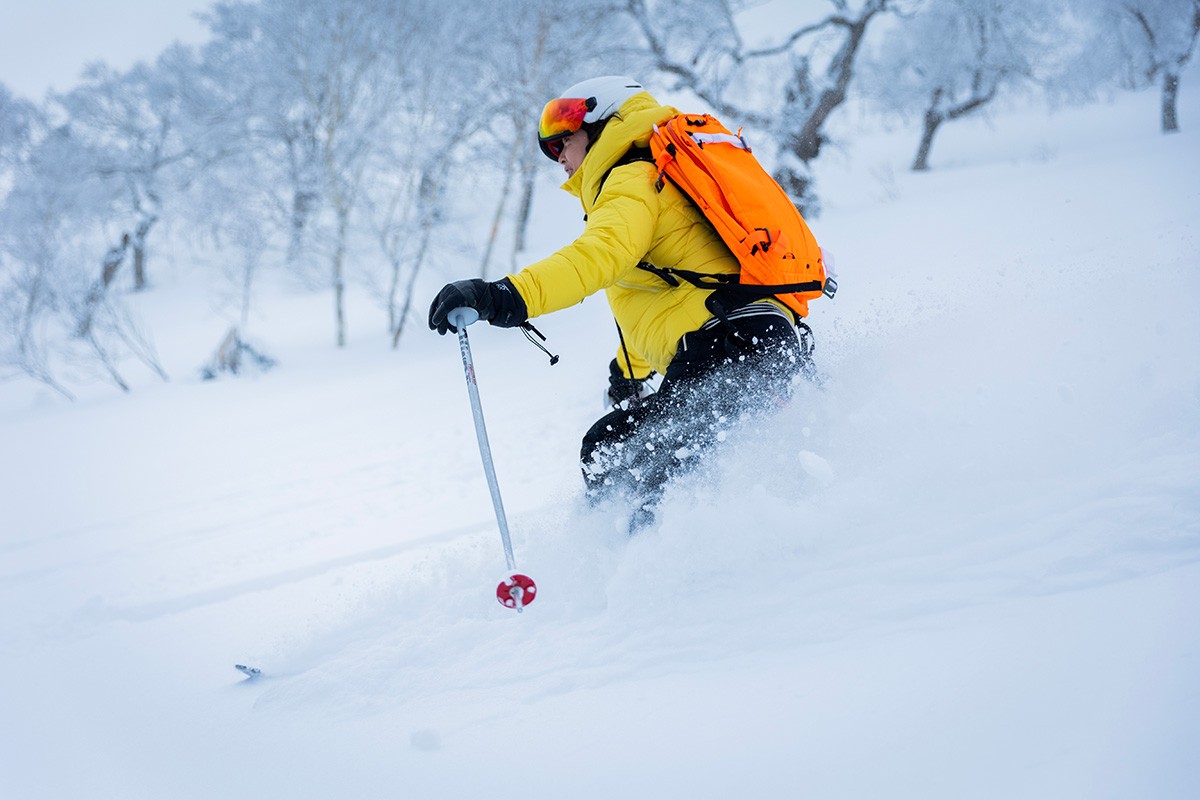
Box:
xmin=558 ymin=91 xmax=679 ymax=210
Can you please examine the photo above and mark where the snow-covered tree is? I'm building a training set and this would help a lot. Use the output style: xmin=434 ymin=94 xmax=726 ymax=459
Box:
xmin=200 ymin=0 xmax=431 ymax=347
xmin=358 ymin=0 xmax=485 ymax=346
xmin=626 ymin=0 xmax=895 ymax=214
xmin=0 ymin=122 xmax=166 ymax=396
xmin=199 ymin=1 xmax=324 ymax=277
xmin=53 ymin=48 xmax=210 ymax=294
xmin=0 ymin=103 xmax=74 ymax=399
xmin=1076 ymin=0 xmax=1200 ymax=132
xmin=864 ymin=0 xmax=1061 ymax=171
xmin=464 ymin=0 xmax=643 ymax=280
xmin=0 ymin=84 xmax=35 ymax=174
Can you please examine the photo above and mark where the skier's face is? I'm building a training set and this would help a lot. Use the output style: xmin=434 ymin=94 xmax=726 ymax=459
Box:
xmin=558 ymin=130 xmax=588 ymax=178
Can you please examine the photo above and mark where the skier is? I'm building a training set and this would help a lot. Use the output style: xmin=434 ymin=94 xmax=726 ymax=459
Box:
xmin=428 ymin=76 xmax=811 ymax=527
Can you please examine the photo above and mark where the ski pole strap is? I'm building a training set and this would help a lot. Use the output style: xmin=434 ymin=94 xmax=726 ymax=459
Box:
xmin=520 ymin=321 xmax=559 ymax=365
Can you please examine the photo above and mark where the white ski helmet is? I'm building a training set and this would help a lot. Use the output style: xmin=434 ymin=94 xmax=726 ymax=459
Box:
xmin=537 ymin=75 xmax=644 ymax=160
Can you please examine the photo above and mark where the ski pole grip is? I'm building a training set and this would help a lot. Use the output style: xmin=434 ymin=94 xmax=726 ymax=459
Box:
xmin=448 ymin=307 xmax=480 ymax=330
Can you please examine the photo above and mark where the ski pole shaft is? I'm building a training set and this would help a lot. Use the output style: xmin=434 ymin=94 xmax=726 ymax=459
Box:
xmin=448 ymin=307 xmax=517 ymax=572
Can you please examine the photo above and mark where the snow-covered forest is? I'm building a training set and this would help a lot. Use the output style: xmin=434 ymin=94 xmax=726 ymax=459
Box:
xmin=2 ymin=0 xmax=1197 ymax=397
xmin=2 ymin=1 xmax=1199 ymax=798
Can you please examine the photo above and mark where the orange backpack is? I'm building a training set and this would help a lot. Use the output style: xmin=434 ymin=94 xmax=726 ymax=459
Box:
xmin=643 ymin=114 xmax=836 ymax=318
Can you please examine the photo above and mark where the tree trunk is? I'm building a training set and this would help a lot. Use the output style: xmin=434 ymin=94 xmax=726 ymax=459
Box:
xmin=288 ymin=189 xmax=317 ymax=269
xmin=132 ymin=244 xmax=146 ymax=290
xmin=386 ymin=253 xmax=402 ymax=335
xmin=1162 ymin=71 xmax=1180 ymax=132
xmin=76 ymin=234 xmax=131 ymax=338
xmin=391 ymin=223 xmax=431 ymax=350
xmin=392 ymin=166 xmax=443 ymax=350
xmin=239 ymin=249 xmax=257 ymax=330
xmin=380 ymin=174 xmax=418 ymax=335
xmin=913 ymin=89 xmax=945 ymax=172
xmin=912 ymin=82 xmax=998 ymax=172
xmin=774 ymin=4 xmax=883 ymax=213
xmin=480 ymin=134 xmax=522 ymax=281
xmin=131 ymin=215 xmax=156 ymax=291
xmin=103 ymin=234 xmax=130 ymax=288
xmin=788 ymin=10 xmax=876 ymax=165
xmin=333 ymin=206 xmax=349 ymax=347
xmin=511 ymin=163 xmax=537 ymax=269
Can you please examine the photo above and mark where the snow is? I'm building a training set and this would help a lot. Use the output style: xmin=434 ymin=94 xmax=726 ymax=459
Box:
xmin=2 ymin=82 xmax=1199 ymax=798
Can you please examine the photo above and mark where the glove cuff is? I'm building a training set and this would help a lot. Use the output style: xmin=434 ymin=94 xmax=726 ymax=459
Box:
xmin=487 ymin=278 xmax=529 ymax=328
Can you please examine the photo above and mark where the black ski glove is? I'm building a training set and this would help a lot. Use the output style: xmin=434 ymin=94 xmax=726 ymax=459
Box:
xmin=428 ymin=277 xmax=528 ymax=335
xmin=607 ymin=358 xmax=652 ymax=407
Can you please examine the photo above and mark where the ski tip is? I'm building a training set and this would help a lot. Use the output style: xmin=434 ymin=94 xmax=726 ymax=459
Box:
xmin=234 ymin=664 xmax=263 ymax=679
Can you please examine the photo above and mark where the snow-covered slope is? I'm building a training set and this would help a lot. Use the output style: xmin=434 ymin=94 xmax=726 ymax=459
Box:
xmin=2 ymin=86 xmax=1198 ymax=799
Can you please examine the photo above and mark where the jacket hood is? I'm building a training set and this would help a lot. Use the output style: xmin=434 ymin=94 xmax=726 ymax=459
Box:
xmin=560 ymin=91 xmax=679 ymax=205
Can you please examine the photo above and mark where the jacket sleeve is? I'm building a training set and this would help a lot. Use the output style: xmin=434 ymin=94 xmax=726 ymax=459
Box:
xmin=506 ymin=164 xmax=659 ymax=318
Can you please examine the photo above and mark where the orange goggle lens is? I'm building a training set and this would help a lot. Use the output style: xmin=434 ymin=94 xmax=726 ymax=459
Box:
xmin=538 ymin=97 xmax=591 ymax=142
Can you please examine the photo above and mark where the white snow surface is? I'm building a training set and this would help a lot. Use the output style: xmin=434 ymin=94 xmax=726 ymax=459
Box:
xmin=2 ymin=87 xmax=1199 ymax=799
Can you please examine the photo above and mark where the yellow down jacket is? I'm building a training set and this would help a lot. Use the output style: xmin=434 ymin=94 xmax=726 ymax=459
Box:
xmin=505 ymin=92 xmax=743 ymax=378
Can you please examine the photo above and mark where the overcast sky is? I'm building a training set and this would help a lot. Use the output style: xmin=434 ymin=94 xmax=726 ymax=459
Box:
xmin=0 ymin=0 xmax=213 ymax=99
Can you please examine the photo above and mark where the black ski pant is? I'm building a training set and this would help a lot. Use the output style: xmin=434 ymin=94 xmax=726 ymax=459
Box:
xmin=580 ymin=303 xmax=806 ymax=507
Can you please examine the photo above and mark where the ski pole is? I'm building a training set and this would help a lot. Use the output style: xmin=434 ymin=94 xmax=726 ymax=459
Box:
xmin=447 ymin=307 xmax=537 ymax=612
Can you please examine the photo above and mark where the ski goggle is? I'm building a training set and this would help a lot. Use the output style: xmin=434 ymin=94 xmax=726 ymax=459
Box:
xmin=538 ymin=96 xmax=595 ymax=160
